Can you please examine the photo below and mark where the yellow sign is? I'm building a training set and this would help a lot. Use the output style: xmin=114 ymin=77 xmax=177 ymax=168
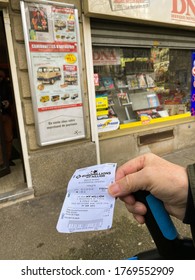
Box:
xmin=65 ymin=54 xmax=77 ymax=64
xmin=96 ymin=109 xmax=109 ymax=116
xmin=96 ymin=96 xmax=108 ymax=109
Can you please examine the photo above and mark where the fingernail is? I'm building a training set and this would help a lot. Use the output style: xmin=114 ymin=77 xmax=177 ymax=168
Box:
xmin=108 ymin=183 xmax=120 ymax=196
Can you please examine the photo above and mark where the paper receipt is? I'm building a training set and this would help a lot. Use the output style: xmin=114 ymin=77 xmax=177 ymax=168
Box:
xmin=56 ymin=163 xmax=117 ymax=233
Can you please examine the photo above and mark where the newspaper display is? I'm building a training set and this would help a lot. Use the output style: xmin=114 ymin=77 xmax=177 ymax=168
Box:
xmin=21 ymin=1 xmax=85 ymax=145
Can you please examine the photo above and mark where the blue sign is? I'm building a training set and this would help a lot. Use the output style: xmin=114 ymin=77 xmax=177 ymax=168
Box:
xmin=191 ymin=52 xmax=195 ymax=116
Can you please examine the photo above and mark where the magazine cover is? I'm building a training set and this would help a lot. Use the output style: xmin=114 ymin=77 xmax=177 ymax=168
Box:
xmin=53 ymin=7 xmax=76 ymax=42
xmin=94 ymin=73 xmax=99 ymax=87
xmin=145 ymin=72 xmax=156 ymax=88
xmin=117 ymin=91 xmax=130 ymax=106
xmin=101 ymin=77 xmax=115 ymax=89
xmin=137 ymin=74 xmax=147 ymax=88
xmin=63 ymin=65 xmax=78 ymax=86
xmin=114 ymin=77 xmax=127 ymax=88
xmin=126 ymin=75 xmax=139 ymax=89
xmin=95 ymin=77 xmax=106 ymax=91
xmin=108 ymin=92 xmax=115 ymax=106
xmin=147 ymin=93 xmax=160 ymax=108
xmin=137 ymin=109 xmax=161 ymax=119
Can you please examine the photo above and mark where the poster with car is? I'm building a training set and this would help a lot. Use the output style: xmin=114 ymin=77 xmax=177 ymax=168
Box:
xmin=52 ymin=6 xmax=76 ymax=42
xmin=30 ymin=43 xmax=81 ymax=112
xmin=21 ymin=1 xmax=85 ymax=145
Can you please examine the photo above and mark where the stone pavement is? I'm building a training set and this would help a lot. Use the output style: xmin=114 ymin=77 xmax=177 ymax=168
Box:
xmin=0 ymin=146 xmax=195 ymax=260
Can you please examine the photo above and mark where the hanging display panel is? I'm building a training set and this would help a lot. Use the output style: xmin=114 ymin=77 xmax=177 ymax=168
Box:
xmin=20 ymin=0 xmax=85 ymax=146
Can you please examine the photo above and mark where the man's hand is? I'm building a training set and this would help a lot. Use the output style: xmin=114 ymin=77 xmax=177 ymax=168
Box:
xmin=108 ymin=153 xmax=188 ymax=224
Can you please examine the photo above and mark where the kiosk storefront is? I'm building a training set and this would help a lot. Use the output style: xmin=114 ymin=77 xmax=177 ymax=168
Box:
xmin=1 ymin=0 xmax=195 ymax=201
xmin=83 ymin=0 xmax=195 ymax=164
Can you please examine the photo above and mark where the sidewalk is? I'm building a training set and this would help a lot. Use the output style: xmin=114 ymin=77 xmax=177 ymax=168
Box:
xmin=0 ymin=146 xmax=194 ymax=260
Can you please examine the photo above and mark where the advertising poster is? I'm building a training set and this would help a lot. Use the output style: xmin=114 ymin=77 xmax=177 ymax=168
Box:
xmin=191 ymin=52 xmax=195 ymax=116
xmin=21 ymin=1 xmax=85 ymax=146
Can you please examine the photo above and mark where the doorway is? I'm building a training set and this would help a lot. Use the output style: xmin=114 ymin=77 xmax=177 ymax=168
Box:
xmin=0 ymin=11 xmax=26 ymax=197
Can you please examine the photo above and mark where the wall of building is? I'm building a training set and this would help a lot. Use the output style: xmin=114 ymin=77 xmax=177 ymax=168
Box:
xmin=0 ymin=0 xmax=8 ymax=8
xmin=7 ymin=0 xmax=97 ymax=195
xmin=99 ymin=119 xmax=195 ymax=165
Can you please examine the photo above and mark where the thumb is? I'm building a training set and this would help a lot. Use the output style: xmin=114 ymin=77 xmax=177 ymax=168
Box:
xmin=108 ymin=171 xmax=147 ymax=197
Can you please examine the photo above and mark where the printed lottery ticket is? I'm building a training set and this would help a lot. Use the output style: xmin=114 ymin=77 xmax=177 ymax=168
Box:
xmin=56 ymin=163 xmax=117 ymax=233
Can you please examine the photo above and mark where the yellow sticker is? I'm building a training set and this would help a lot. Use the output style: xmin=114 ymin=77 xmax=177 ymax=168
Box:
xmin=65 ymin=54 xmax=77 ymax=64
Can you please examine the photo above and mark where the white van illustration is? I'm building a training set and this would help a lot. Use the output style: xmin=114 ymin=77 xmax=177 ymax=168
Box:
xmin=54 ymin=20 xmax=66 ymax=31
xmin=37 ymin=66 xmax=62 ymax=84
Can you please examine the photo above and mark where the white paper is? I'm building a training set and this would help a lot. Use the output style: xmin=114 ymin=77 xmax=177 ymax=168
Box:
xmin=56 ymin=163 xmax=117 ymax=233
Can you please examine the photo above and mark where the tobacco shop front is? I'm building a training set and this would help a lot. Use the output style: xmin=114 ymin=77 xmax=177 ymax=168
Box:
xmin=83 ymin=0 xmax=195 ymax=165
xmin=2 ymin=0 xmax=195 ymax=202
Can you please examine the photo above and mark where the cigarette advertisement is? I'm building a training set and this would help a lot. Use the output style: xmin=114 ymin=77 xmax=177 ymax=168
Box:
xmin=21 ymin=1 xmax=85 ymax=146
xmin=191 ymin=52 xmax=195 ymax=116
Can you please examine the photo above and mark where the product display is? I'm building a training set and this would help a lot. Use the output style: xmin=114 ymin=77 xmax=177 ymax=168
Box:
xmin=93 ymin=47 xmax=191 ymax=132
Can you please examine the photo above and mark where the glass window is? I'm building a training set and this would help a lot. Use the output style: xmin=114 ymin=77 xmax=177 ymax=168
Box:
xmin=92 ymin=47 xmax=191 ymax=131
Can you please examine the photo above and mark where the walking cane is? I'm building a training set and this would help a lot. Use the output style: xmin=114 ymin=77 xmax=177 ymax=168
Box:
xmin=128 ymin=191 xmax=195 ymax=260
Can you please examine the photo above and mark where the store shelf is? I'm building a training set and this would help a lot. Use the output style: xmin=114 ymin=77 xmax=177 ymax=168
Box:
xmin=98 ymin=113 xmax=194 ymax=140
xmin=120 ymin=112 xmax=191 ymax=129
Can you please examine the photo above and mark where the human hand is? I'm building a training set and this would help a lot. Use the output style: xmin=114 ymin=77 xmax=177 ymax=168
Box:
xmin=108 ymin=153 xmax=188 ymax=224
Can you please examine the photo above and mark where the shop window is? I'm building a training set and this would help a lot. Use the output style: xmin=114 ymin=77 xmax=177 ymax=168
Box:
xmin=92 ymin=47 xmax=191 ymax=133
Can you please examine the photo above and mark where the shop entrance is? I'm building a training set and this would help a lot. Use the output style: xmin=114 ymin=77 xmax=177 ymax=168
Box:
xmin=0 ymin=11 xmax=26 ymax=196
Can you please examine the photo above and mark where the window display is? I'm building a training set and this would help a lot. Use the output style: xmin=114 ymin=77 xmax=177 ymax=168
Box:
xmin=92 ymin=47 xmax=191 ymax=132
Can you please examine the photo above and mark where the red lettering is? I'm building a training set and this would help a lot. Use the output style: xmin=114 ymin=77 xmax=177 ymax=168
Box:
xmin=186 ymin=0 xmax=195 ymax=16
xmin=101 ymin=51 xmax=110 ymax=60
xmin=110 ymin=50 xmax=117 ymax=61
xmin=92 ymin=51 xmax=100 ymax=61
xmin=93 ymin=50 xmax=116 ymax=62
xmin=172 ymin=0 xmax=186 ymax=14
xmin=172 ymin=0 xmax=195 ymax=16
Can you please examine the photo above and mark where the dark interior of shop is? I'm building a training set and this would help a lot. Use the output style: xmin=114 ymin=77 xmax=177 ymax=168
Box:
xmin=0 ymin=11 xmax=25 ymax=196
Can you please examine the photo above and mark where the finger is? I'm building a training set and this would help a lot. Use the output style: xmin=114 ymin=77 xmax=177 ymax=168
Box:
xmin=119 ymin=194 xmax=136 ymax=204
xmin=125 ymin=201 xmax=147 ymax=216
xmin=108 ymin=169 xmax=149 ymax=197
xmin=133 ymin=214 xmax=145 ymax=224
xmin=115 ymin=155 xmax=147 ymax=181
